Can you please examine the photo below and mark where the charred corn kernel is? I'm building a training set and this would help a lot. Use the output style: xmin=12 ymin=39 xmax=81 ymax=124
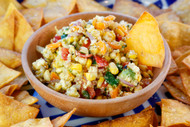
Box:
xmin=68 ymin=71 xmax=75 ymax=80
xmin=109 ymin=62 xmax=119 ymax=75
xmin=139 ymin=64 xmax=147 ymax=71
xmin=43 ymin=70 xmax=50 ymax=81
xmin=67 ymin=36 xmax=74 ymax=43
xmin=97 ymin=77 xmax=104 ymax=88
xmin=102 ymin=31 xmax=116 ymax=42
xmin=96 ymin=96 xmax=103 ymax=99
xmin=92 ymin=19 xmax=97 ymax=26
xmin=121 ymin=56 xmax=127 ymax=62
xmin=104 ymin=15 xmax=115 ymax=21
xmin=110 ymin=52 xmax=116 ymax=59
xmin=115 ymin=54 xmax=121 ymax=64
xmin=142 ymin=71 xmax=149 ymax=78
xmin=84 ymin=73 xmax=96 ymax=81
xmin=70 ymin=64 xmax=82 ymax=72
xmin=147 ymin=70 xmax=153 ymax=77
xmin=128 ymin=50 xmax=137 ymax=59
xmin=115 ymin=27 xmax=124 ymax=37
xmin=86 ymin=59 xmax=92 ymax=68
xmin=95 ymin=22 xmax=105 ymax=30
xmin=54 ymin=83 xmax=62 ymax=91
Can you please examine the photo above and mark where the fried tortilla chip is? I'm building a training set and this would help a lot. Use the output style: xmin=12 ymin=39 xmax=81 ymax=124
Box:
xmin=52 ymin=108 xmax=76 ymax=127
xmin=180 ymin=68 xmax=190 ymax=97
xmin=82 ymin=107 xmax=155 ymax=127
xmin=167 ymin=57 xmax=178 ymax=75
xmin=0 ymin=5 xmax=14 ymax=50
xmin=21 ymin=0 xmax=47 ymax=8
xmin=113 ymin=0 xmax=151 ymax=18
xmin=163 ymin=81 xmax=190 ymax=105
xmin=159 ymin=21 xmax=190 ymax=51
xmin=172 ymin=45 xmax=190 ymax=59
xmin=21 ymin=8 xmax=43 ymax=31
xmin=156 ymin=12 xmax=181 ymax=22
xmin=0 ymin=62 xmax=21 ymax=88
xmin=182 ymin=55 xmax=190 ymax=70
xmin=52 ymin=0 xmax=77 ymax=13
xmin=0 ymin=92 xmax=39 ymax=126
xmin=126 ymin=12 xmax=165 ymax=68
xmin=0 ymin=47 xmax=21 ymax=68
xmin=43 ymin=1 xmax=69 ymax=23
xmin=166 ymin=76 xmax=186 ymax=93
xmin=11 ymin=118 xmax=52 ymax=127
xmin=175 ymin=50 xmax=190 ymax=68
xmin=0 ymin=84 xmax=18 ymax=96
xmin=161 ymin=99 xmax=190 ymax=126
xmin=0 ymin=0 xmax=23 ymax=16
xmin=77 ymin=0 xmax=110 ymax=12
xmin=12 ymin=90 xmax=38 ymax=105
xmin=170 ymin=0 xmax=190 ymax=24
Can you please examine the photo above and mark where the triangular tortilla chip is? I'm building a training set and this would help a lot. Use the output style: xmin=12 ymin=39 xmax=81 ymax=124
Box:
xmin=180 ymin=68 xmax=190 ymax=97
xmin=175 ymin=50 xmax=190 ymax=68
xmin=126 ymin=12 xmax=165 ymax=68
xmin=12 ymin=90 xmax=38 ymax=105
xmin=161 ymin=99 xmax=190 ymax=126
xmin=0 ymin=0 xmax=23 ymax=16
xmin=21 ymin=8 xmax=43 ymax=31
xmin=0 ymin=5 xmax=14 ymax=50
xmin=0 ymin=62 xmax=21 ymax=88
xmin=5 ymin=3 xmax=34 ymax=53
xmin=77 ymin=0 xmax=110 ymax=12
xmin=172 ymin=45 xmax=190 ymax=60
xmin=0 ymin=84 xmax=18 ymax=96
xmin=167 ymin=57 xmax=178 ymax=75
xmin=0 ymin=92 xmax=39 ymax=126
xmin=21 ymin=0 xmax=47 ymax=8
xmin=182 ymin=55 xmax=190 ymax=70
xmin=0 ymin=47 xmax=21 ymax=68
xmin=156 ymin=12 xmax=181 ymax=22
xmin=52 ymin=108 xmax=76 ymax=127
xmin=11 ymin=118 xmax=53 ymax=127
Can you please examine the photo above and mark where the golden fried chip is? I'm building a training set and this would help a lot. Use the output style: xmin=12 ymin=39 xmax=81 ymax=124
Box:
xmin=43 ymin=1 xmax=69 ymax=23
xmin=182 ymin=55 xmax=190 ymax=70
xmin=52 ymin=108 xmax=76 ymax=127
xmin=0 ymin=0 xmax=23 ymax=16
xmin=12 ymin=90 xmax=38 ymax=105
xmin=0 ymin=92 xmax=39 ymax=126
xmin=156 ymin=12 xmax=181 ymax=22
xmin=163 ymin=81 xmax=190 ymax=105
xmin=113 ymin=0 xmax=151 ymax=18
xmin=0 ymin=5 xmax=15 ymax=50
xmin=11 ymin=118 xmax=53 ymax=127
xmin=170 ymin=0 xmax=190 ymax=24
xmin=77 ymin=0 xmax=110 ymax=12
xmin=0 ymin=47 xmax=21 ymax=68
xmin=82 ymin=107 xmax=155 ymax=127
xmin=161 ymin=99 xmax=190 ymax=126
xmin=21 ymin=8 xmax=43 ymax=31
xmin=126 ymin=12 xmax=165 ymax=68
xmin=0 ymin=84 xmax=18 ymax=96
xmin=180 ymin=68 xmax=190 ymax=97
xmin=5 ymin=3 xmax=34 ymax=53
xmin=147 ymin=4 xmax=160 ymax=12
xmin=167 ymin=57 xmax=178 ymax=75
xmin=175 ymin=50 xmax=190 ymax=68
xmin=0 ymin=62 xmax=21 ymax=88
xmin=172 ymin=45 xmax=190 ymax=59
xmin=159 ymin=21 xmax=190 ymax=51
xmin=21 ymin=0 xmax=47 ymax=8
xmin=166 ymin=76 xmax=186 ymax=93
xmin=31 ymin=104 xmax=41 ymax=109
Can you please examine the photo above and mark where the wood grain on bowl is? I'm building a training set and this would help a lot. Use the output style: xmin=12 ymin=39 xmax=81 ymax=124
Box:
xmin=22 ymin=12 xmax=171 ymax=117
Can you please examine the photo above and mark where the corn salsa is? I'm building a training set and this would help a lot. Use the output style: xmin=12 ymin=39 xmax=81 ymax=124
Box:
xmin=32 ymin=15 xmax=153 ymax=99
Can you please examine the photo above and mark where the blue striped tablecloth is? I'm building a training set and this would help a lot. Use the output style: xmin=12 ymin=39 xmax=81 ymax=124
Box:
xmin=24 ymin=0 xmax=176 ymax=126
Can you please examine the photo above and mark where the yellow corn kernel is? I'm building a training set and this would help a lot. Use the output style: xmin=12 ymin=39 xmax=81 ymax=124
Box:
xmin=139 ymin=64 xmax=147 ymax=71
xmin=68 ymin=70 xmax=75 ymax=80
xmin=147 ymin=70 xmax=153 ymax=77
xmin=115 ymin=27 xmax=124 ymax=37
xmin=70 ymin=64 xmax=82 ymax=72
xmin=142 ymin=71 xmax=149 ymax=78
xmin=67 ymin=36 xmax=74 ymax=43
xmin=86 ymin=59 xmax=92 ymax=68
xmin=97 ymin=77 xmax=104 ymax=88
xmin=129 ymin=54 xmax=137 ymax=59
xmin=96 ymin=96 xmax=103 ymax=99
xmin=109 ymin=62 xmax=119 ymax=75
xmin=54 ymin=83 xmax=62 ymax=91
xmin=84 ymin=73 xmax=96 ymax=81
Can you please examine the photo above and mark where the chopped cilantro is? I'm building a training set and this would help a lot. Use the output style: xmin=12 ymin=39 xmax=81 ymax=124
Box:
xmin=104 ymin=71 xmax=119 ymax=87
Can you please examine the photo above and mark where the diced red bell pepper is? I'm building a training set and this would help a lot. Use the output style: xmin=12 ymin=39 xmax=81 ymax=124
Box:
xmin=77 ymin=52 xmax=92 ymax=58
xmin=62 ymin=47 xmax=69 ymax=60
xmin=147 ymin=66 xmax=152 ymax=71
xmin=82 ymin=38 xmax=91 ymax=48
xmin=53 ymin=36 xmax=61 ymax=43
xmin=116 ymin=34 xmax=122 ymax=41
xmin=87 ymin=87 xmax=96 ymax=99
xmin=94 ymin=55 xmax=108 ymax=67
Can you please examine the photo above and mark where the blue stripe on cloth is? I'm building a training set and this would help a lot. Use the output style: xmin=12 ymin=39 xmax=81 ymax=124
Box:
xmin=32 ymin=91 xmax=38 ymax=97
xmin=148 ymin=93 xmax=161 ymax=107
xmin=95 ymin=0 xmax=105 ymax=2
xmin=79 ymin=118 xmax=109 ymax=127
xmin=132 ymin=0 xmax=142 ymax=4
xmin=166 ymin=0 xmax=177 ymax=6
xmin=111 ymin=113 xmax=124 ymax=119
xmin=35 ymin=102 xmax=43 ymax=118
xmin=49 ymin=113 xmax=83 ymax=120
xmin=45 ymin=102 xmax=54 ymax=108
xmin=107 ymin=4 xmax=114 ymax=8
xmin=133 ymin=105 xmax=144 ymax=113
xmin=154 ymin=0 xmax=163 ymax=9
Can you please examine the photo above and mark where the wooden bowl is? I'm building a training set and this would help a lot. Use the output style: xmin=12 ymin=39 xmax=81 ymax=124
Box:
xmin=22 ymin=12 xmax=171 ymax=117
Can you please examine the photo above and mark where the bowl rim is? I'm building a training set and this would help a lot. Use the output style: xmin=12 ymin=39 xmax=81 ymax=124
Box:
xmin=22 ymin=11 xmax=171 ymax=104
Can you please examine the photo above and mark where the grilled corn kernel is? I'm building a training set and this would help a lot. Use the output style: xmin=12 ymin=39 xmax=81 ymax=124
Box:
xmin=115 ymin=27 xmax=125 ymax=37
xmin=121 ymin=56 xmax=127 ymax=62
xmin=86 ymin=59 xmax=92 ymax=68
xmin=115 ymin=54 xmax=121 ymax=64
xmin=110 ymin=52 xmax=116 ymax=59
xmin=102 ymin=31 xmax=116 ymax=42
xmin=70 ymin=64 xmax=82 ymax=72
xmin=96 ymin=96 xmax=103 ymax=99
xmin=67 ymin=36 xmax=74 ymax=43
xmin=54 ymin=83 xmax=62 ymax=91
xmin=128 ymin=50 xmax=137 ymax=59
xmin=142 ymin=71 xmax=149 ymax=78
xmin=43 ymin=70 xmax=50 ymax=81
xmin=147 ymin=70 xmax=153 ymax=77
xmin=139 ymin=64 xmax=147 ymax=71
xmin=84 ymin=73 xmax=96 ymax=81
xmin=97 ymin=77 xmax=104 ymax=88
xmin=109 ymin=62 xmax=119 ymax=75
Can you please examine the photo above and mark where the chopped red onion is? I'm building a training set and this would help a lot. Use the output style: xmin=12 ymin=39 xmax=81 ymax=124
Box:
xmin=118 ymin=77 xmax=134 ymax=87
